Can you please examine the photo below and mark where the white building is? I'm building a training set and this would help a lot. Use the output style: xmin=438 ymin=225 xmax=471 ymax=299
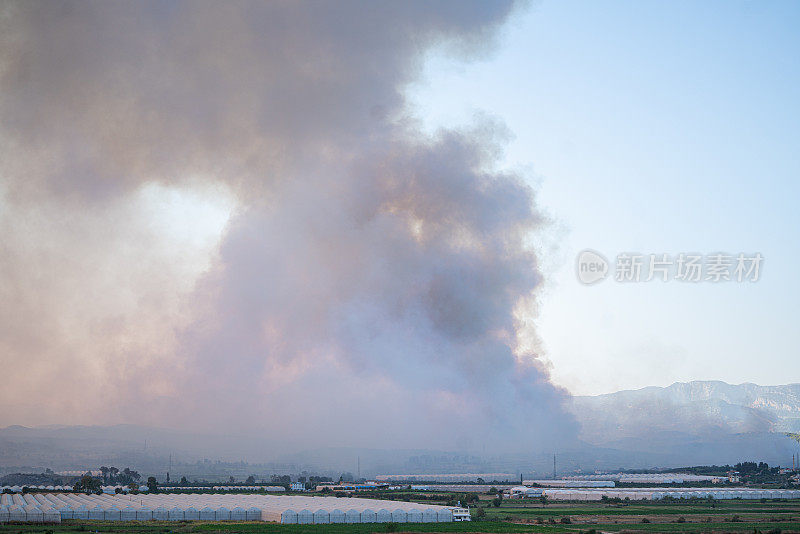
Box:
xmin=451 ymin=507 xmax=471 ymax=521
xmin=505 ymin=486 xmax=543 ymax=498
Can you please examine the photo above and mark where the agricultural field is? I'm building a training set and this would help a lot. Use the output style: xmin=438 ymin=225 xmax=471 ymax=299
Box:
xmin=479 ymin=498 xmax=800 ymax=531
xmin=1 ymin=499 xmax=800 ymax=533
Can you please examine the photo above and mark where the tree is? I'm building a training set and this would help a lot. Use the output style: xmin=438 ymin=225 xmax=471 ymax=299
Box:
xmin=246 ymin=475 xmax=256 ymax=485
xmin=147 ymin=476 xmax=158 ymax=493
xmin=100 ymin=466 xmax=109 ymax=484
xmin=229 ymin=476 xmax=235 ymax=484
xmin=74 ymin=475 xmax=102 ymax=494
xmin=180 ymin=476 xmax=188 ymax=486
xmin=271 ymin=474 xmax=291 ymax=486
xmin=115 ymin=468 xmax=140 ymax=485
xmin=473 ymin=507 xmax=486 ymax=520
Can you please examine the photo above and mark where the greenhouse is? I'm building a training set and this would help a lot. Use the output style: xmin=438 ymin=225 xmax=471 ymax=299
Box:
xmin=539 ymin=487 xmax=800 ymax=501
xmin=0 ymin=492 xmax=460 ymax=524
xmin=2 ymin=487 xmax=799 ymax=523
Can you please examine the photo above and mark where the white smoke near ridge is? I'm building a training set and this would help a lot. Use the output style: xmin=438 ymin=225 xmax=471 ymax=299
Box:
xmin=0 ymin=0 xmax=577 ymax=455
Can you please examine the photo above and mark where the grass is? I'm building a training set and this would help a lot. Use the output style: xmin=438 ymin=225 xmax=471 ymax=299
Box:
xmin=485 ymin=505 xmax=797 ymax=517
xmin=583 ymin=521 xmax=800 ymax=532
xmin=482 ymin=499 xmax=800 ymax=515
xmin=4 ymin=520 xmax=800 ymax=533
xmin=2 ymin=519 xmax=800 ymax=533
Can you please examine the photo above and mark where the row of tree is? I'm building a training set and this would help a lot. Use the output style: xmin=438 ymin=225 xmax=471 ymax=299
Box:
xmin=74 ymin=469 xmax=157 ymax=494
xmin=99 ymin=466 xmax=141 ymax=485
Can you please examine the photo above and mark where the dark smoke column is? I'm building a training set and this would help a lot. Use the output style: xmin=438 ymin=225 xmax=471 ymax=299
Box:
xmin=0 ymin=0 xmax=577 ymax=453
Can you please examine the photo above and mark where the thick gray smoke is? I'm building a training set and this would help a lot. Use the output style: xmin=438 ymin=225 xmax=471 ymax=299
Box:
xmin=0 ymin=0 xmax=577 ymax=455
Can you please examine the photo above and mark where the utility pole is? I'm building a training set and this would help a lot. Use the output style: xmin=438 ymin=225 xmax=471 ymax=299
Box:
xmin=553 ymin=454 xmax=557 ymax=479
xmin=357 ymin=456 xmax=360 ymax=480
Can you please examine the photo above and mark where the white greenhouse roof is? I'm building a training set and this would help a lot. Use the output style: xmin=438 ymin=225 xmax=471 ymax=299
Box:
xmin=0 ymin=492 xmax=461 ymax=524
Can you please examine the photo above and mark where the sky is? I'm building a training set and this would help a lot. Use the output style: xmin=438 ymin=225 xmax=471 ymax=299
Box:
xmin=409 ymin=0 xmax=800 ymax=395
xmin=0 ymin=0 xmax=797 ymax=454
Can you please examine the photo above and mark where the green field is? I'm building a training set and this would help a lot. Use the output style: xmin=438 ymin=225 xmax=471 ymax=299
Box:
xmin=1 ymin=500 xmax=799 ymax=533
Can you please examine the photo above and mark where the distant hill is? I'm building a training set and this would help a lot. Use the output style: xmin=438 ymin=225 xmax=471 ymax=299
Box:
xmin=568 ymin=381 xmax=800 ymax=462
xmin=0 ymin=424 xmax=285 ymax=476
xmin=2 ymin=381 xmax=798 ymax=475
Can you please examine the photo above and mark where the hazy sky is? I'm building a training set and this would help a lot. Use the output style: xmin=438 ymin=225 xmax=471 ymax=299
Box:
xmin=410 ymin=0 xmax=800 ymax=395
xmin=0 ymin=0 xmax=797 ymax=452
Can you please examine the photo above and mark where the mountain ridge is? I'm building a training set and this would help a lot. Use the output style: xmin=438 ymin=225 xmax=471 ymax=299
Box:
xmin=569 ymin=380 xmax=800 ymax=446
xmin=2 ymin=381 xmax=799 ymax=474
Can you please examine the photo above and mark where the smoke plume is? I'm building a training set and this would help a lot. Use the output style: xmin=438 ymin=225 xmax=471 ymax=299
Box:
xmin=0 ymin=0 xmax=576 ymax=456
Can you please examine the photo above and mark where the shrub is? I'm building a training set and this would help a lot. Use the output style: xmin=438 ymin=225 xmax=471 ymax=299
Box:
xmin=560 ymin=516 xmax=572 ymax=524
xmin=676 ymin=516 xmax=686 ymax=523
xmin=641 ymin=518 xmax=650 ymax=523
